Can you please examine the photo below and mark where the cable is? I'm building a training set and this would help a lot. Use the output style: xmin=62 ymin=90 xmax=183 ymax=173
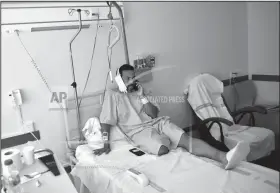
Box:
xmin=19 ymin=106 xmax=46 ymax=150
xmin=15 ymin=30 xmax=75 ymax=152
xmin=100 ymin=39 xmax=113 ymax=106
xmin=77 ymin=15 xmax=112 ymax=129
xmin=17 ymin=106 xmax=24 ymax=126
xmin=107 ymin=24 xmax=113 ymax=70
xmin=29 ymin=130 xmax=45 ymax=150
xmin=101 ymin=72 xmax=111 ymax=105
xmin=15 ymin=30 xmax=64 ymax=111
xmin=78 ymin=15 xmax=100 ymax=109
xmin=15 ymin=31 xmax=53 ymax=94
xmin=85 ymin=20 xmax=114 ymax=108
xmin=17 ymin=106 xmax=46 ymax=149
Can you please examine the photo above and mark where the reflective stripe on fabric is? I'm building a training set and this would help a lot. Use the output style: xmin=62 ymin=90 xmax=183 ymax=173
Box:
xmin=195 ymin=103 xmax=226 ymax=112
xmin=195 ymin=103 xmax=215 ymax=111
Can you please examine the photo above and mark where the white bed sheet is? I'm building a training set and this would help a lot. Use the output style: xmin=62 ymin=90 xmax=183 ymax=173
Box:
xmin=71 ymin=142 xmax=279 ymax=193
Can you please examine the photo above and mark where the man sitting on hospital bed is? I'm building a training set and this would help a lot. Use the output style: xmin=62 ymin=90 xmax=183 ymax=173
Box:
xmin=95 ymin=64 xmax=250 ymax=170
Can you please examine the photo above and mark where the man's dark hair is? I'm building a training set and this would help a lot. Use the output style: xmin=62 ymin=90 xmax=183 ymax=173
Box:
xmin=117 ymin=64 xmax=134 ymax=76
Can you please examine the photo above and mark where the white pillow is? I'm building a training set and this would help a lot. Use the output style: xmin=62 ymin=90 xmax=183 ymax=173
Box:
xmin=82 ymin=117 xmax=104 ymax=149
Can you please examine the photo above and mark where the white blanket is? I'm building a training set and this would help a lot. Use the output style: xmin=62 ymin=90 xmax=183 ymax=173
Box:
xmin=71 ymin=144 xmax=279 ymax=193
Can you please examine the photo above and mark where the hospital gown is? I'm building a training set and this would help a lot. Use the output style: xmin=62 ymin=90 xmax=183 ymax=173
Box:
xmin=99 ymin=89 xmax=184 ymax=155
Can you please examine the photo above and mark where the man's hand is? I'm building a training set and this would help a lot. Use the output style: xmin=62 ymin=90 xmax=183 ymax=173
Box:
xmin=93 ymin=143 xmax=111 ymax=156
xmin=136 ymin=82 xmax=144 ymax=97
xmin=136 ymin=82 xmax=159 ymax=118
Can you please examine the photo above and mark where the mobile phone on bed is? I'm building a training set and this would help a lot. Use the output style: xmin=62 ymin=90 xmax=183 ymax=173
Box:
xmin=129 ymin=148 xmax=145 ymax=156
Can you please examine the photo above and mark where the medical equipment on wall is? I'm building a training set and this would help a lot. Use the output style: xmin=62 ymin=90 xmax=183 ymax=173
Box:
xmin=6 ymin=88 xmax=46 ymax=151
xmin=8 ymin=89 xmax=30 ymax=132
xmin=7 ymin=89 xmax=25 ymax=135
xmin=8 ymin=89 xmax=22 ymax=107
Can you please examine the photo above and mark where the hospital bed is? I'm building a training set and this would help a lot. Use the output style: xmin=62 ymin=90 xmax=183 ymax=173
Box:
xmin=71 ymin=142 xmax=279 ymax=193
xmin=64 ymin=91 xmax=279 ymax=193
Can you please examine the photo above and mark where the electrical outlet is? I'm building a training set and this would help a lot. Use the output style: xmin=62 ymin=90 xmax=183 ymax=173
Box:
xmin=23 ymin=121 xmax=35 ymax=132
xmin=8 ymin=89 xmax=22 ymax=107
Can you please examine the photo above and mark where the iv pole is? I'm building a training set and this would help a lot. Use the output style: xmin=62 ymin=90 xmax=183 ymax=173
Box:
xmin=68 ymin=9 xmax=89 ymax=142
xmin=66 ymin=2 xmax=128 ymax=145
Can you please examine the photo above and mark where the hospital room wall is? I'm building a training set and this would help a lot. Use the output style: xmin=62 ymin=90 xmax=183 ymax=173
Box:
xmin=1 ymin=22 xmax=125 ymax=160
xmin=247 ymin=2 xmax=279 ymax=105
xmin=123 ymin=2 xmax=248 ymax=128
xmin=247 ymin=2 xmax=279 ymax=148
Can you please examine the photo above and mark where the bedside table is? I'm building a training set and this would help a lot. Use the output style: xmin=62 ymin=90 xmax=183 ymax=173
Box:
xmin=16 ymin=149 xmax=78 ymax=193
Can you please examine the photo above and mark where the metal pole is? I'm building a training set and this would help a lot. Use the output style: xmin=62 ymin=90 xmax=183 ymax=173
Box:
xmin=69 ymin=9 xmax=82 ymax=141
xmin=110 ymin=1 xmax=129 ymax=64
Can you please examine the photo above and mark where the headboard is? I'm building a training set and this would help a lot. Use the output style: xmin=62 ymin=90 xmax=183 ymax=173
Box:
xmin=63 ymin=90 xmax=104 ymax=151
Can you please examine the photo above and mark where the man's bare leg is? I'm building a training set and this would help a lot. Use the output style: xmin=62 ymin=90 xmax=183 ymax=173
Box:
xmin=178 ymin=133 xmax=228 ymax=166
xmin=177 ymin=133 xmax=250 ymax=169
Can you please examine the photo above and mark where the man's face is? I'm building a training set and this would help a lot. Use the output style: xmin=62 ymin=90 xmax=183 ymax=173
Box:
xmin=121 ymin=70 xmax=138 ymax=93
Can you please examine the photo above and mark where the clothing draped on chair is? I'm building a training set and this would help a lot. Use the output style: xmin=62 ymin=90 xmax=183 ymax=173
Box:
xmin=184 ymin=73 xmax=275 ymax=161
